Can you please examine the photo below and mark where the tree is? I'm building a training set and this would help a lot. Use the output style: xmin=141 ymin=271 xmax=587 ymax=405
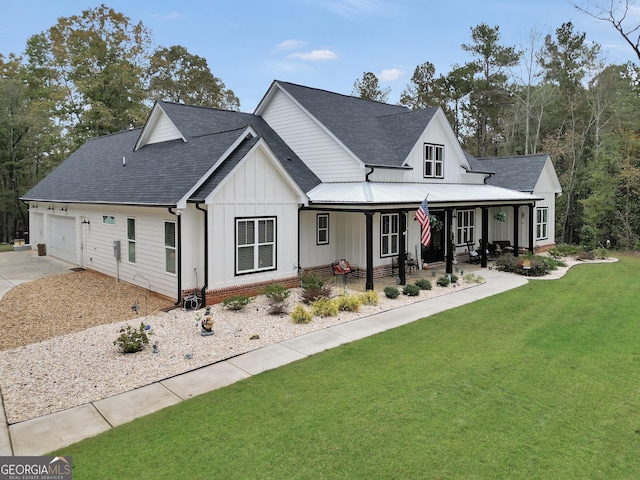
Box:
xmin=399 ymin=61 xmax=438 ymax=109
xmin=461 ymin=24 xmax=521 ymax=156
xmin=538 ymin=22 xmax=603 ymax=243
xmin=25 ymin=4 xmax=152 ymax=147
xmin=352 ymin=72 xmax=391 ymax=103
xmin=573 ymin=0 xmax=640 ymax=62
xmin=147 ymin=45 xmax=240 ymax=110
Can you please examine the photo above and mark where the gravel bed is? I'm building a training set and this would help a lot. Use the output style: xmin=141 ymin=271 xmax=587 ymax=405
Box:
xmin=0 ymin=279 xmax=483 ymax=424
xmin=0 ymin=256 xmax=616 ymax=425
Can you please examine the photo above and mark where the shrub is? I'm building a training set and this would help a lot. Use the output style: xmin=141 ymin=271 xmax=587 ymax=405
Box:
xmin=384 ymin=286 xmax=400 ymax=299
xmin=450 ymin=274 xmax=459 ymax=283
xmin=291 ymin=304 xmax=312 ymax=324
xmin=261 ymin=283 xmax=291 ymax=303
xmin=357 ymin=290 xmax=379 ymax=306
xmin=300 ymin=273 xmax=333 ymax=304
xmin=402 ymin=284 xmax=420 ymax=296
xmin=223 ymin=294 xmax=253 ymax=311
xmin=576 ymin=249 xmax=596 ymax=261
xmin=436 ymin=276 xmax=450 ymax=287
xmin=114 ymin=322 xmax=151 ymax=354
xmin=548 ymin=243 xmax=580 ymax=258
xmin=268 ymin=302 xmax=288 ymax=316
xmin=414 ymin=279 xmax=432 ymax=290
xmin=464 ymin=273 xmax=484 ymax=283
xmin=495 ymin=253 xmax=553 ymax=276
xmin=336 ymin=294 xmax=361 ymax=312
xmin=580 ymin=225 xmax=596 ymax=250
xmin=311 ymin=297 xmax=339 ymax=317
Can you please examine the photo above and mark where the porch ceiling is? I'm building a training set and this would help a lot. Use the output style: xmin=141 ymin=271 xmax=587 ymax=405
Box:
xmin=307 ymin=182 xmax=542 ymax=206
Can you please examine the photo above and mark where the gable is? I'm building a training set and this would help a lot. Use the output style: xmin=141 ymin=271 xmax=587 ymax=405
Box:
xmin=135 ymin=103 xmax=186 ymax=150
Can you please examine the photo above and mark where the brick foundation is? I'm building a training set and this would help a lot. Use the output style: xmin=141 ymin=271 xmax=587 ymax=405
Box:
xmin=185 ymin=276 xmax=300 ymax=306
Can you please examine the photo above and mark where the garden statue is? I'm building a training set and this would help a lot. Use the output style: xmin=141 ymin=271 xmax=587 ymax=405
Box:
xmin=201 ymin=306 xmax=214 ymax=336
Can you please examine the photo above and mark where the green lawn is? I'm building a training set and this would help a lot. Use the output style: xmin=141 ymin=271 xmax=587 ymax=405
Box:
xmin=57 ymin=254 xmax=640 ymax=479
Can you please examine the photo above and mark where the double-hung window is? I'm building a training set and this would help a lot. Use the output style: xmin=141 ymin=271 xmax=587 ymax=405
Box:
xmin=317 ymin=213 xmax=329 ymax=245
xmin=164 ymin=221 xmax=176 ymax=274
xmin=236 ymin=217 xmax=276 ymax=274
xmin=127 ymin=218 xmax=136 ymax=263
xmin=456 ymin=210 xmax=475 ymax=245
xmin=380 ymin=213 xmax=399 ymax=257
xmin=424 ymin=143 xmax=444 ymax=178
xmin=536 ymin=207 xmax=549 ymax=240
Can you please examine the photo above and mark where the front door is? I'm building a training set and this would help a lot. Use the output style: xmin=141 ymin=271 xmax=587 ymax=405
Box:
xmin=421 ymin=211 xmax=445 ymax=264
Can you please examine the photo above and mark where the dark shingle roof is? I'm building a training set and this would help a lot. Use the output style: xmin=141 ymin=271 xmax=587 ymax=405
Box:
xmin=22 ymin=102 xmax=321 ymax=205
xmin=469 ymin=153 xmax=550 ymax=193
xmin=275 ymin=81 xmax=438 ymax=167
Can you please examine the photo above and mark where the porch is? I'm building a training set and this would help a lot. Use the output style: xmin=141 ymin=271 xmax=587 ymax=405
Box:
xmin=328 ymin=260 xmax=487 ymax=293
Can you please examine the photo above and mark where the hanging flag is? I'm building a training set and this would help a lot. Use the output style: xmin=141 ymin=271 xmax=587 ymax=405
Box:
xmin=415 ymin=196 xmax=432 ymax=247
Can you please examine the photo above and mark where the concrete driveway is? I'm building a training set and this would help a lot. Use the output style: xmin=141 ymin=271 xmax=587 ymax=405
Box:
xmin=0 ymin=250 xmax=76 ymax=300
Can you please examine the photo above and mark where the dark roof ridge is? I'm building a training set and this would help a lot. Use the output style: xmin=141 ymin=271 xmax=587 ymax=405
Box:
xmin=158 ymin=100 xmax=246 ymax=114
xmin=275 ymin=80 xmax=406 ymax=109
xmin=190 ymin=124 xmax=251 ymax=139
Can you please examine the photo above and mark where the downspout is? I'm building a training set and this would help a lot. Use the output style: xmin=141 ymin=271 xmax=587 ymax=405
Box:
xmin=195 ymin=203 xmax=208 ymax=307
xmin=297 ymin=206 xmax=302 ymax=276
xmin=168 ymin=208 xmax=182 ymax=306
xmin=365 ymin=166 xmax=375 ymax=182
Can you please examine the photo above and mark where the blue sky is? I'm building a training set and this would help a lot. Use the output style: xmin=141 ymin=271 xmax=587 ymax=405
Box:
xmin=1 ymin=1 xmax=638 ymax=110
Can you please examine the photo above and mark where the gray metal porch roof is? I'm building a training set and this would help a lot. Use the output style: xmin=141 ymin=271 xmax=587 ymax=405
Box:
xmin=307 ymin=182 xmax=542 ymax=206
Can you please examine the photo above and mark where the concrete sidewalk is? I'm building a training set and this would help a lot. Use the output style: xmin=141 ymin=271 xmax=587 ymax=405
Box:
xmin=1 ymin=269 xmax=527 ymax=456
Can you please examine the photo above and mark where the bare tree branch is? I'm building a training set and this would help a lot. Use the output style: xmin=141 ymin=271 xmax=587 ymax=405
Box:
xmin=572 ymin=0 xmax=640 ymax=61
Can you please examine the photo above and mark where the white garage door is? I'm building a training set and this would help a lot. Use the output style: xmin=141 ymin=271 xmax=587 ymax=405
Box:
xmin=49 ymin=216 xmax=77 ymax=264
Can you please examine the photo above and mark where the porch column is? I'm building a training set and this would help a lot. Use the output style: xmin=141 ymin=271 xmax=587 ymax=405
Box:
xmin=528 ymin=204 xmax=535 ymax=253
xmin=512 ymin=205 xmax=520 ymax=257
xmin=398 ymin=210 xmax=407 ymax=286
xmin=365 ymin=211 xmax=374 ymax=291
xmin=446 ymin=209 xmax=454 ymax=274
xmin=481 ymin=207 xmax=489 ymax=268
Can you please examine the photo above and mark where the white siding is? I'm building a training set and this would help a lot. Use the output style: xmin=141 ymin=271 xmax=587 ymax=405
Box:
xmin=206 ymin=146 xmax=303 ymax=289
xmin=146 ymin=111 xmax=183 ymax=145
xmin=28 ymin=203 xmax=179 ymax=299
xmin=261 ymin=89 xmax=363 ymax=182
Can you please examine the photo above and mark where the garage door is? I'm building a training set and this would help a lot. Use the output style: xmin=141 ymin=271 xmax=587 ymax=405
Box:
xmin=49 ymin=216 xmax=77 ymax=264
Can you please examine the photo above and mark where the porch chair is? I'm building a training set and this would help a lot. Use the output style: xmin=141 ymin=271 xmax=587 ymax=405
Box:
xmin=332 ymin=259 xmax=358 ymax=287
xmin=466 ymin=242 xmax=481 ymax=264
xmin=392 ymin=252 xmax=418 ymax=276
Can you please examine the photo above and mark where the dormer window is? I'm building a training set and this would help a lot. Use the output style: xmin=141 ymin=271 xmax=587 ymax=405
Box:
xmin=424 ymin=143 xmax=444 ymax=178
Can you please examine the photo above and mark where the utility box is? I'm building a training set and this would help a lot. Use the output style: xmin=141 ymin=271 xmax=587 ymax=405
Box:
xmin=113 ymin=240 xmax=121 ymax=260
xmin=37 ymin=244 xmax=46 ymax=256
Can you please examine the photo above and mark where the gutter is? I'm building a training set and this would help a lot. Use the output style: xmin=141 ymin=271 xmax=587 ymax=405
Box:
xmin=364 ymin=163 xmax=413 ymax=182
xmin=168 ymin=208 xmax=182 ymax=306
xmin=195 ymin=203 xmax=208 ymax=307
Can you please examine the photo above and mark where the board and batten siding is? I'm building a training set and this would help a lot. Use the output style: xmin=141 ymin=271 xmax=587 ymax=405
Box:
xmin=261 ymin=89 xmax=363 ymax=182
xmin=206 ymin=145 xmax=302 ymax=290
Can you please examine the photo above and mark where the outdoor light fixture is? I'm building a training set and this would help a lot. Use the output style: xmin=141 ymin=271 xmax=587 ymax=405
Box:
xmin=48 ymin=206 xmax=54 ymax=210
xmin=60 ymin=206 xmax=67 ymax=212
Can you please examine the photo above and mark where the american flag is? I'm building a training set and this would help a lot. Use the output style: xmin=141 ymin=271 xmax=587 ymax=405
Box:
xmin=415 ymin=196 xmax=432 ymax=247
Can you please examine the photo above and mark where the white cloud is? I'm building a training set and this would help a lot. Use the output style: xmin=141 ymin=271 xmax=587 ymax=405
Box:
xmin=317 ymin=0 xmax=402 ymax=20
xmin=151 ymin=11 xmax=183 ymax=21
xmin=379 ymin=68 xmax=403 ymax=82
xmin=277 ymin=39 xmax=308 ymax=50
xmin=287 ymin=49 xmax=338 ymax=61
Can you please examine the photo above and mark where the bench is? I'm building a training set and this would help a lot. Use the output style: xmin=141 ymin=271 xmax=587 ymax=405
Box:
xmin=491 ymin=240 xmax=514 ymax=256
